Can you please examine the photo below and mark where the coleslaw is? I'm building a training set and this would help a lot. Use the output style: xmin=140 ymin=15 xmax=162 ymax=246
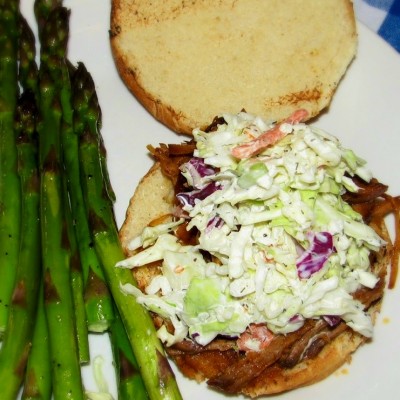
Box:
xmin=117 ymin=111 xmax=385 ymax=348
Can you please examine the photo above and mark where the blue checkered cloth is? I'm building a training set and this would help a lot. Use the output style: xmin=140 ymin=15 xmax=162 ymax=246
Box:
xmin=354 ymin=0 xmax=400 ymax=52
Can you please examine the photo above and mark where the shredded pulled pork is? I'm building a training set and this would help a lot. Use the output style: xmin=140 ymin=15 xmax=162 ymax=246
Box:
xmin=147 ymin=141 xmax=195 ymax=193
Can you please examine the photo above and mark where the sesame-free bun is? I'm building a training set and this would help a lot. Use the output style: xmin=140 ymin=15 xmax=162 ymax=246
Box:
xmin=110 ymin=0 xmax=357 ymax=135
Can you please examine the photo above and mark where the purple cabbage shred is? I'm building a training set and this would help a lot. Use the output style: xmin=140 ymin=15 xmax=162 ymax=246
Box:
xmin=181 ymin=157 xmax=216 ymax=188
xmin=296 ymin=232 xmax=334 ymax=279
xmin=323 ymin=315 xmax=342 ymax=327
xmin=177 ymin=182 xmax=221 ymax=207
xmin=206 ymin=215 xmax=225 ymax=233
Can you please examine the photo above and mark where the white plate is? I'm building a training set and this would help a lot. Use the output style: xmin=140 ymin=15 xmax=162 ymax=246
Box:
xmin=20 ymin=1 xmax=400 ymax=399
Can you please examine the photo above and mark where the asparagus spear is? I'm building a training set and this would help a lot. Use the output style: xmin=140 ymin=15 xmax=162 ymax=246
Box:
xmin=0 ymin=0 xmax=21 ymax=337
xmin=34 ymin=0 xmax=62 ymax=41
xmin=63 ymin=62 xmax=115 ymax=333
xmin=42 ymin=5 xmax=91 ymax=358
xmin=59 ymin=59 xmax=90 ymax=364
xmin=18 ymin=14 xmax=39 ymax=99
xmin=75 ymin=63 xmax=182 ymax=400
xmin=110 ymin=306 xmax=149 ymax=400
xmin=14 ymin=15 xmax=52 ymax=400
xmin=21 ymin=282 xmax=52 ymax=400
xmin=63 ymin=145 xmax=90 ymax=364
xmin=38 ymin=7 xmax=84 ymax=399
xmin=71 ymin=63 xmax=115 ymax=205
xmin=0 ymin=89 xmax=41 ymax=400
xmin=0 ymin=16 xmax=42 ymax=397
xmin=60 ymin=61 xmax=90 ymax=360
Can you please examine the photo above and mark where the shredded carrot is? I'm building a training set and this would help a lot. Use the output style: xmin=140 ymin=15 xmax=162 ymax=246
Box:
xmin=231 ymin=109 xmax=309 ymax=159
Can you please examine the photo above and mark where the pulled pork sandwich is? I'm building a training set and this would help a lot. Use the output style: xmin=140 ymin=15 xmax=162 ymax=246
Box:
xmin=118 ymin=111 xmax=399 ymax=397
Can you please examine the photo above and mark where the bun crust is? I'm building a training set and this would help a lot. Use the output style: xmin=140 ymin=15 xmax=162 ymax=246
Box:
xmin=119 ymin=163 xmax=175 ymax=246
xmin=119 ymin=162 xmax=391 ymax=397
xmin=110 ymin=0 xmax=357 ymax=135
xmin=243 ymin=330 xmax=365 ymax=396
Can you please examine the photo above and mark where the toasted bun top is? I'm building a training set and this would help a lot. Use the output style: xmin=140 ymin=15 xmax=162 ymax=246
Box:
xmin=110 ymin=0 xmax=357 ymax=135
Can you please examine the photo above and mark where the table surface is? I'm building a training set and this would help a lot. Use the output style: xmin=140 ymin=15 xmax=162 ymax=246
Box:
xmin=354 ymin=0 xmax=400 ymax=52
